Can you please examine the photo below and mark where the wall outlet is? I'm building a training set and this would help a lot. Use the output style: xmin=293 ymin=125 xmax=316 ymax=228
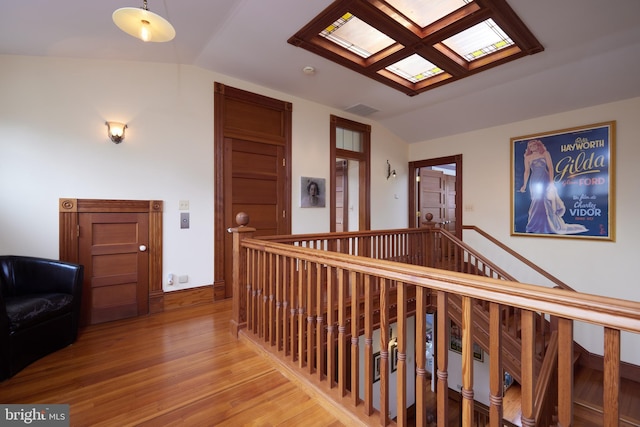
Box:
xmin=178 ymin=275 xmax=188 ymax=283
xmin=179 ymin=200 xmax=189 ymax=210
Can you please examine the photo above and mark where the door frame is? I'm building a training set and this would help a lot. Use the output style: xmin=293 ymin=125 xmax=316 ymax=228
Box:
xmin=59 ymin=198 xmax=164 ymax=313
xmin=330 ymin=115 xmax=371 ymax=232
xmin=408 ymin=155 xmax=462 ymax=239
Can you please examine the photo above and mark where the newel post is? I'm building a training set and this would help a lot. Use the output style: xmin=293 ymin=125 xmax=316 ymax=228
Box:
xmin=422 ymin=212 xmax=437 ymax=268
xmin=229 ymin=212 xmax=255 ymax=338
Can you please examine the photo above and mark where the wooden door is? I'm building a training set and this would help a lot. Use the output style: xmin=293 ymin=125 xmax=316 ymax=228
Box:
xmin=214 ymin=83 xmax=292 ymax=300
xmin=79 ymin=212 xmax=149 ymax=325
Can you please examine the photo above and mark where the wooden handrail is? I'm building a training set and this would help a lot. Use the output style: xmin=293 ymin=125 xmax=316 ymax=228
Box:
xmin=462 ymin=225 xmax=575 ymax=292
xmin=230 ymin=220 xmax=640 ymax=426
xmin=239 ymin=237 xmax=640 ymax=332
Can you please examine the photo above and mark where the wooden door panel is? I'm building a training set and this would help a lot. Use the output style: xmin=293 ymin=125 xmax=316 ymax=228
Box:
xmin=92 ymin=283 xmax=137 ymax=305
xmin=91 ymin=283 xmax=139 ymax=324
xmin=91 ymin=283 xmax=138 ymax=324
xmin=92 ymin=222 xmax=139 ymax=244
xmin=225 ymin=98 xmax=286 ymax=138
xmin=233 ymin=178 xmax=278 ymax=203
xmin=232 ymin=152 xmax=279 ymax=174
xmin=422 ymin=193 xmax=444 ymax=204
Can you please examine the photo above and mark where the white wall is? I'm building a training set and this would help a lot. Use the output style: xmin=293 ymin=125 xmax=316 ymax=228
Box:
xmin=0 ymin=54 xmax=408 ymax=293
xmin=358 ymin=318 xmax=416 ymax=419
xmin=409 ymin=97 xmax=640 ymax=363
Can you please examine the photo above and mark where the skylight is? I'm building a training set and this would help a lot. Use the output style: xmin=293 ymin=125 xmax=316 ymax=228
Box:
xmin=320 ymin=13 xmax=396 ymax=58
xmin=289 ymin=0 xmax=543 ymax=96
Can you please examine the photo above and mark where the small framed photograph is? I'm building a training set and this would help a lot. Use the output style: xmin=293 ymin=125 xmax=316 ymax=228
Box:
xmin=390 ymin=342 xmax=398 ymax=372
xmin=373 ymin=351 xmax=381 ymax=382
xmin=300 ymin=177 xmax=326 ymax=208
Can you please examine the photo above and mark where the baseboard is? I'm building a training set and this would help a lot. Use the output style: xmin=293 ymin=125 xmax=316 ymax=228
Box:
xmin=213 ymin=279 xmax=226 ymax=300
xmin=163 ymin=285 xmax=214 ymax=310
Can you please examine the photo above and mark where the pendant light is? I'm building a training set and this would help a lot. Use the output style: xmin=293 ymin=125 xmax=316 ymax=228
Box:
xmin=112 ymin=0 xmax=175 ymax=43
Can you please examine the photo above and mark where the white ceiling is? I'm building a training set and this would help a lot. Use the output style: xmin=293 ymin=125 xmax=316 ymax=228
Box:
xmin=2 ymin=0 xmax=640 ymax=143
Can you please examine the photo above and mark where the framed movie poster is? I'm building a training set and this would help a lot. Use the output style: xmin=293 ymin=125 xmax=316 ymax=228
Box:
xmin=511 ymin=121 xmax=615 ymax=241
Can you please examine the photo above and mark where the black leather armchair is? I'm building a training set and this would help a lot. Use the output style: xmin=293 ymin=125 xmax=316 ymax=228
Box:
xmin=0 ymin=256 xmax=83 ymax=380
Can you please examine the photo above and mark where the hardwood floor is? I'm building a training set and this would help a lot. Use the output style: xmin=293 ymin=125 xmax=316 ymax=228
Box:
xmin=2 ymin=300 xmax=638 ymax=426
xmin=0 ymin=300 xmax=344 ymax=427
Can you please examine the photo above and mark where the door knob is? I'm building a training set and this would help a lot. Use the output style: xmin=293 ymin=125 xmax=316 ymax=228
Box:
xmin=139 ymin=245 xmax=147 ymax=252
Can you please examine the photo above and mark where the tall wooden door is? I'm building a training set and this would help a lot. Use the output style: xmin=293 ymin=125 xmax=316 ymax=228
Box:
xmin=214 ymin=83 xmax=292 ymax=299
xmin=78 ymin=212 xmax=149 ymax=325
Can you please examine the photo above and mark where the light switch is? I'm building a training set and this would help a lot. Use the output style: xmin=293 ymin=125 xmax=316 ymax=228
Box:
xmin=179 ymin=200 xmax=189 ymax=210
xmin=180 ymin=212 xmax=190 ymax=229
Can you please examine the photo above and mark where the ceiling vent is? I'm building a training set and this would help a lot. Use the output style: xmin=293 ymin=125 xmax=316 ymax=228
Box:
xmin=344 ymin=103 xmax=379 ymax=116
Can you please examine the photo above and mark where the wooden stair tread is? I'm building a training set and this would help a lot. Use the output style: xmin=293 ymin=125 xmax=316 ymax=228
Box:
xmin=574 ymin=398 xmax=640 ymax=427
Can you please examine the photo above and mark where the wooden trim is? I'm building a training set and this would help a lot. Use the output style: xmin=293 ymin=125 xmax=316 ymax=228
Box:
xmin=214 ymin=83 xmax=225 ymax=301
xmin=59 ymin=198 xmax=79 ymax=262
xmin=149 ymin=200 xmax=164 ymax=313
xmin=163 ymin=286 xmax=215 ymax=310
xmin=59 ymin=198 xmax=164 ymax=312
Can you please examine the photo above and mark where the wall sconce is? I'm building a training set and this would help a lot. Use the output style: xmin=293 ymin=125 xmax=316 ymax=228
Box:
xmin=386 ymin=160 xmax=396 ymax=180
xmin=105 ymin=121 xmax=127 ymax=144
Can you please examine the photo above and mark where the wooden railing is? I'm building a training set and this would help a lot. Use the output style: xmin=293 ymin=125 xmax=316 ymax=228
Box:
xmin=462 ymin=225 xmax=574 ymax=291
xmin=229 ymin=220 xmax=640 ymax=427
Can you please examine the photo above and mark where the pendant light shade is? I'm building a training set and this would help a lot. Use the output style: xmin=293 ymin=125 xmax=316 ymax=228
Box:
xmin=112 ymin=0 xmax=175 ymax=43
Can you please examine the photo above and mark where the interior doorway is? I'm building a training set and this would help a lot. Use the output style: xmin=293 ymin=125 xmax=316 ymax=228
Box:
xmin=59 ymin=198 xmax=164 ymax=325
xmin=408 ymin=155 xmax=462 ymax=239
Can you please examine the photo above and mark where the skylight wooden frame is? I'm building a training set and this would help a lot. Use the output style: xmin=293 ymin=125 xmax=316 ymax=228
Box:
xmin=288 ymin=0 xmax=543 ymax=96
